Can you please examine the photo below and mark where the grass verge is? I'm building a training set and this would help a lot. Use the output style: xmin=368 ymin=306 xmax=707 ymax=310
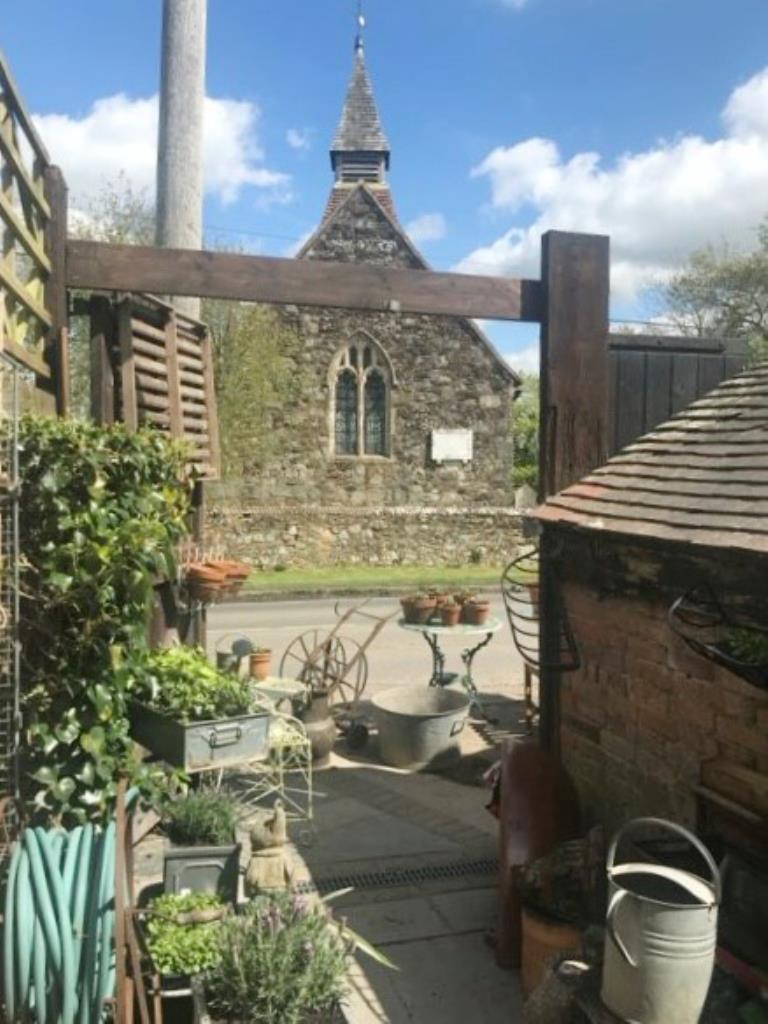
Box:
xmin=242 ymin=564 xmax=505 ymax=595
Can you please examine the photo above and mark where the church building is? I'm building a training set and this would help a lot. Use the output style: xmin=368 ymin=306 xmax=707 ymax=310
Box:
xmin=211 ymin=31 xmax=521 ymax=567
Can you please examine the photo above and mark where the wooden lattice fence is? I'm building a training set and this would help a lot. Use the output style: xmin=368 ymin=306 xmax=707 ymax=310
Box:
xmin=0 ymin=52 xmax=66 ymax=413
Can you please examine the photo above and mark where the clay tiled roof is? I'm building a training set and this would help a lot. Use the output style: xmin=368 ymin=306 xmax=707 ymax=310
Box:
xmin=331 ymin=49 xmax=390 ymax=158
xmin=535 ymin=361 xmax=768 ymax=553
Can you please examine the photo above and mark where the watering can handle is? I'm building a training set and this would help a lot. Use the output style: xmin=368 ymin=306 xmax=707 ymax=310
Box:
xmin=605 ymin=889 xmax=637 ymax=967
xmin=607 ymin=817 xmax=721 ymax=904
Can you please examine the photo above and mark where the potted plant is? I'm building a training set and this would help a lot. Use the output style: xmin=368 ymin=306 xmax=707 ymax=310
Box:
xmin=440 ymin=599 xmax=462 ymax=627
xmin=463 ymin=598 xmax=491 ymax=626
xmin=127 ymin=646 xmax=271 ymax=772
xmin=143 ymin=891 xmax=228 ymax=993
xmin=453 ymin=590 xmax=476 ymax=619
xmin=207 ymin=559 xmax=252 ymax=597
xmin=192 ymin=889 xmax=396 ymax=1024
xmin=162 ymin=790 xmax=242 ymax=903
xmin=249 ymin=647 xmax=273 ymax=681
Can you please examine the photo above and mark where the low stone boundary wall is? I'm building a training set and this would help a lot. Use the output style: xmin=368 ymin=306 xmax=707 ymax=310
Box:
xmin=206 ymin=505 xmax=523 ymax=569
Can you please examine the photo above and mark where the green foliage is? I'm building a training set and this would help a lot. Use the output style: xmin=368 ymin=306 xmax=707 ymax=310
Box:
xmin=206 ymin=301 xmax=306 ymax=479
xmin=722 ymin=627 xmax=768 ymax=664
xmin=163 ymin=789 xmax=240 ymax=846
xmin=662 ymin=219 xmax=768 ymax=364
xmin=19 ymin=416 xmax=192 ymax=825
xmin=511 ymin=373 xmax=540 ymax=490
xmin=145 ymin=892 xmax=225 ymax=977
xmin=206 ymin=891 xmax=350 ymax=1024
xmin=127 ymin=646 xmax=253 ymax=723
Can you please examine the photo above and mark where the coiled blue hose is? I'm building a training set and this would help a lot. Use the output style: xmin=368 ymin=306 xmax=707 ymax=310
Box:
xmin=2 ymin=792 xmax=138 ymax=1024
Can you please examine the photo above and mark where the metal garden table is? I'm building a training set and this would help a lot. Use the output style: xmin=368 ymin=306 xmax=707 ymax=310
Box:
xmin=397 ymin=616 xmax=503 ymax=720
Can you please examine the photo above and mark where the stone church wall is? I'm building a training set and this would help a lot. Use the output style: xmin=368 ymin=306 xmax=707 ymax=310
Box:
xmin=206 ymin=504 xmax=523 ymax=570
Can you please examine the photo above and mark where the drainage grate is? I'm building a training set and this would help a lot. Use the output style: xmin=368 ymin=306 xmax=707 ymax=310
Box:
xmin=296 ymin=857 xmax=498 ymax=895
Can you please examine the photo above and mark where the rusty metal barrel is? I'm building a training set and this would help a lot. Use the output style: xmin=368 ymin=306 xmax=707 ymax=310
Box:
xmin=601 ymin=817 xmax=721 ymax=1023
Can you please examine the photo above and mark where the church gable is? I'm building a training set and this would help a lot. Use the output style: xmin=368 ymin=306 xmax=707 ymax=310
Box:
xmin=300 ymin=185 xmax=518 ymax=385
xmin=299 ymin=184 xmax=423 ymax=269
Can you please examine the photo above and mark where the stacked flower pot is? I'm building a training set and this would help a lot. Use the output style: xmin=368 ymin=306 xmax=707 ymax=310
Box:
xmin=185 ymin=560 xmax=251 ymax=604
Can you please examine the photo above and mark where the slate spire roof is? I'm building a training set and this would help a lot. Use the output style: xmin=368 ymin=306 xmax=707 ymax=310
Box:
xmin=331 ymin=44 xmax=390 ymax=163
xmin=535 ymin=361 xmax=768 ymax=554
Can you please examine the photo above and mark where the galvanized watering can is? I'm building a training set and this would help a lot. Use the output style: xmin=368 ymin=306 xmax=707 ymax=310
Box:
xmin=601 ymin=817 xmax=720 ymax=1024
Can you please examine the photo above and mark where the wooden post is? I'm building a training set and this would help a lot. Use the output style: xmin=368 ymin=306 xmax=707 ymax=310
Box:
xmin=538 ymin=231 xmax=610 ymax=753
xmin=89 ymin=296 xmax=116 ymax=423
xmin=43 ymin=164 xmax=68 ymax=414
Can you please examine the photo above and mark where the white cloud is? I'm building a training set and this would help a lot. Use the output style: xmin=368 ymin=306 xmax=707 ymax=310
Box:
xmin=286 ymin=128 xmax=311 ymax=151
xmin=456 ymin=67 xmax=768 ymax=303
xmin=506 ymin=343 xmax=540 ymax=375
xmin=32 ymin=92 xmax=290 ymax=209
xmin=405 ymin=212 xmax=448 ymax=244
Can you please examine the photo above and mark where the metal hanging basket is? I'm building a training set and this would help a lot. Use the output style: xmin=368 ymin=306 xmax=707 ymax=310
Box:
xmin=501 ymin=547 xmax=580 ymax=673
xmin=668 ymin=586 xmax=768 ymax=692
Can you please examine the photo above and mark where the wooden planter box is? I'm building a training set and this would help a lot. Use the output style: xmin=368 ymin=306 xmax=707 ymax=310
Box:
xmin=191 ymin=977 xmax=346 ymax=1023
xmin=129 ymin=702 xmax=270 ymax=771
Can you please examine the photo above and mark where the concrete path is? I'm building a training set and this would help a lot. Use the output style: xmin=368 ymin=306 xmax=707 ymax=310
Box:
xmin=205 ymin=597 xmax=528 ymax=1023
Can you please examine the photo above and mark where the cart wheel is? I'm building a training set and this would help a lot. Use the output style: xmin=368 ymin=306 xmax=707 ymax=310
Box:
xmin=324 ymin=637 xmax=368 ymax=713
xmin=280 ymin=629 xmax=345 ymax=692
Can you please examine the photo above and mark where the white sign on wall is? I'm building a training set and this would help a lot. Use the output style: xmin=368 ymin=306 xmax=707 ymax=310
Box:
xmin=431 ymin=429 xmax=474 ymax=463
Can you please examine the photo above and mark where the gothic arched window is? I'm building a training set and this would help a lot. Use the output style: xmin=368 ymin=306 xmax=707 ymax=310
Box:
xmin=330 ymin=337 xmax=393 ymax=457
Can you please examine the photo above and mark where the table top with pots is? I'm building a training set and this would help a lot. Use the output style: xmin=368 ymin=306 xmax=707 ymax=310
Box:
xmin=397 ymin=616 xmax=503 ymax=636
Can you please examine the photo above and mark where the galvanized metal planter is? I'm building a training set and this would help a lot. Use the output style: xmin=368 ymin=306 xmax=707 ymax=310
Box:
xmin=129 ymin=701 xmax=270 ymax=772
xmin=163 ymin=843 xmax=241 ymax=904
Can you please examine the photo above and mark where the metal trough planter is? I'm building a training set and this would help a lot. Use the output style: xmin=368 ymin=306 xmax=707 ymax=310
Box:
xmin=371 ymin=686 xmax=470 ymax=769
xmin=129 ymin=701 xmax=270 ymax=772
xmin=163 ymin=843 xmax=241 ymax=904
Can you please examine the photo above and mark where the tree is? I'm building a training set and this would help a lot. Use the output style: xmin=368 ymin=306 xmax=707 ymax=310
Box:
xmin=663 ymin=219 xmax=768 ymax=362
xmin=511 ymin=373 xmax=539 ymax=491
xmin=206 ymin=300 xmax=305 ymax=478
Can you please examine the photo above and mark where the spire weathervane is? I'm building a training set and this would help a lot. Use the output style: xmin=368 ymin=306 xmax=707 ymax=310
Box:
xmin=355 ymin=0 xmax=365 ymax=54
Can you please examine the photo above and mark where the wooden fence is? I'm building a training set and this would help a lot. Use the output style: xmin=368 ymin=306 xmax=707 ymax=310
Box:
xmin=0 ymin=52 xmax=66 ymax=413
xmin=608 ymin=333 xmax=749 ymax=454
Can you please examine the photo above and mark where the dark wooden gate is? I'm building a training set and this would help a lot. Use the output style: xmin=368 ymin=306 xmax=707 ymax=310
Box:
xmin=609 ymin=333 xmax=749 ymax=454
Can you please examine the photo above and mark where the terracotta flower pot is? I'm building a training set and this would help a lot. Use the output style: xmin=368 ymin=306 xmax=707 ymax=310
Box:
xmin=187 ymin=562 xmax=228 ymax=584
xmin=440 ymin=603 xmax=462 ymax=627
xmin=400 ymin=596 xmax=417 ymax=623
xmin=411 ymin=596 xmax=438 ymax=625
xmin=249 ymin=649 xmax=272 ymax=681
xmin=463 ymin=599 xmax=491 ymax=626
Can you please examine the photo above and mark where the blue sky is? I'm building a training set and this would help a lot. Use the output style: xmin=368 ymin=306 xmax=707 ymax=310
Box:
xmin=5 ymin=0 xmax=768 ymax=369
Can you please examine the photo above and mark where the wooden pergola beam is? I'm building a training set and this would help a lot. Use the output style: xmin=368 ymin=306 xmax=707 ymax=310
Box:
xmin=66 ymin=239 xmax=543 ymax=322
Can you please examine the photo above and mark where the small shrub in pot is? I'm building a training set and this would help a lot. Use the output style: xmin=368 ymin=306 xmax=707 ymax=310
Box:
xmin=162 ymin=791 xmax=242 ymax=901
xmin=164 ymin=791 xmax=240 ymax=847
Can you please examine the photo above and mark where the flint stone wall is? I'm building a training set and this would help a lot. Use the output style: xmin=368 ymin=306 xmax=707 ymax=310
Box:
xmin=205 ymin=504 xmax=523 ymax=570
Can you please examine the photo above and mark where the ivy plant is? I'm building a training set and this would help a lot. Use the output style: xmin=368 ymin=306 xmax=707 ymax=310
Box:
xmin=18 ymin=416 xmax=193 ymax=825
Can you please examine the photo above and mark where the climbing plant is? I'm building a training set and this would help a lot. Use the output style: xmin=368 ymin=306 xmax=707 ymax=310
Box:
xmin=18 ymin=416 xmax=193 ymax=824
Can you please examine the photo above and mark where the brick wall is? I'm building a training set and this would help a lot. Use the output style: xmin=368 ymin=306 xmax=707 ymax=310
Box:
xmin=206 ymin=504 xmax=523 ymax=569
xmin=551 ymin=530 xmax=768 ymax=831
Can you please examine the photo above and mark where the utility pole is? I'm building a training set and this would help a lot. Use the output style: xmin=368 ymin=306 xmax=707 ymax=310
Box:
xmin=156 ymin=0 xmax=207 ymax=320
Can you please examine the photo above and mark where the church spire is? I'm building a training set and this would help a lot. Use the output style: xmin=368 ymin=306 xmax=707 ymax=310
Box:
xmin=330 ymin=8 xmax=390 ymax=183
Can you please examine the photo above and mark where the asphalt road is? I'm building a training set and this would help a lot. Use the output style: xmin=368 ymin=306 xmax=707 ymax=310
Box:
xmin=207 ymin=596 xmax=525 ymax=702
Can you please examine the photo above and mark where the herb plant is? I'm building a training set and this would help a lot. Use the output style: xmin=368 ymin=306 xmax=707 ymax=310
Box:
xmin=128 ymin=645 xmax=253 ymax=722
xmin=19 ymin=416 xmax=193 ymax=825
xmin=722 ymin=626 xmax=768 ymax=664
xmin=164 ymin=790 xmax=240 ymax=847
xmin=145 ymin=892 xmax=225 ymax=978
xmin=205 ymin=890 xmax=396 ymax=1024
xmin=206 ymin=891 xmax=349 ymax=1024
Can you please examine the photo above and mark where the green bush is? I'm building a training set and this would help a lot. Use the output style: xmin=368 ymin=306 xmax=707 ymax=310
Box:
xmin=722 ymin=626 xmax=768 ymax=664
xmin=164 ymin=790 xmax=240 ymax=846
xmin=145 ymin=892 xmax=225 ymax=977
xmin=127 ymin=646 xmax=252 ymax=723
xmin=19 ymin=416 xmax=193 ymax=825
